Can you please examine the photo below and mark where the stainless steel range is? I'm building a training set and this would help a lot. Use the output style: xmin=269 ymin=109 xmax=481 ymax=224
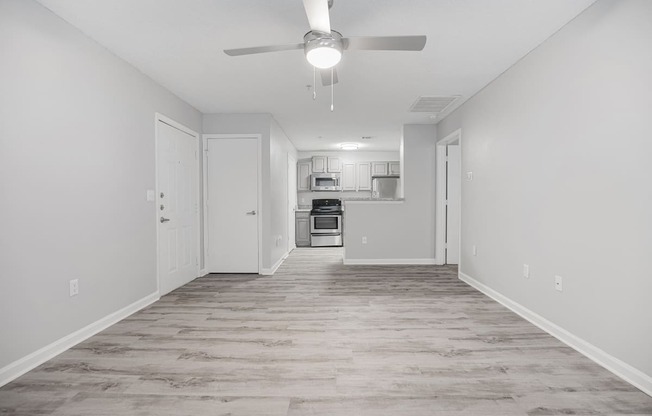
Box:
xmin=310 ymin=199 xmax=343 ymax=247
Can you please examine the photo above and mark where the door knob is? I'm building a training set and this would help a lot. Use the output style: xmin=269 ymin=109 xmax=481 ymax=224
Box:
xmin=246 ymin=210 xmax=257 ymax=216
xmin=160 ymin=217 xmax=170 ymax=223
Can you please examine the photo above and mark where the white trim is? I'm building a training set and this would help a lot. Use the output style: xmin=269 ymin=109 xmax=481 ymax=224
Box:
xmin=202 ymin=134 xmax=263 ymax=274
xmin=343 ymin=258 xmax=437 ymax=265
xmin=0 ymin=292 xmax=159 ymax=388
xmin=435 ymin=129 xmax=462 ymax=266
xmin=260 ymin=251 xmax=289 ymax=275
xmin=459 ymin=272 xmax=652 ymax=397
xmin=199 ymin=268 xmax=207 ymax=277
xmin=154 ymin=113 xmax=201 ymax=295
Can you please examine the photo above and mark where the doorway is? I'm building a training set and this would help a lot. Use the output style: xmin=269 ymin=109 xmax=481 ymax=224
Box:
xmin=203 ymin=134 xmax=261 ymax=273
xmin=155 ymin=114 xmax=200 ymax=296
xmin=435 ymin=129 xmax=462 ymax=266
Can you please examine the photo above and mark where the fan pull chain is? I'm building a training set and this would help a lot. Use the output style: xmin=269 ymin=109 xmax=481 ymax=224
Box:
xmin=313 ymin=67 xmax=316 ymax=100
xmin=330 ymin=68 xmax=334 ymax=112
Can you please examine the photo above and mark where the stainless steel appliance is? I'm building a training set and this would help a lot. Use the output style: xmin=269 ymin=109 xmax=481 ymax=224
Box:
xmin=310 ymin=199 xmax=343 ymax=247
xmin=372 ymin=176 xmax=401 ymax=199
xmin=311 ymin=173 xmax=341 ymax=191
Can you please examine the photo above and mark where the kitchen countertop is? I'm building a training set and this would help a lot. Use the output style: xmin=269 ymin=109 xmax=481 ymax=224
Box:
xmin=343 ymin=198 xmax=405 ymax=204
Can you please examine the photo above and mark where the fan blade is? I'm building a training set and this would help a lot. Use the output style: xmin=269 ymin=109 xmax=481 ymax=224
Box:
xmin=224 ymin=43 xmax=303 ymax=56
xmin=303 ymin=0 xmax=331 ymax=34
xmin=320 ymin=68 xmax=338 ymax=86
xmin=343 ymin=35 xmax=427 ymax=51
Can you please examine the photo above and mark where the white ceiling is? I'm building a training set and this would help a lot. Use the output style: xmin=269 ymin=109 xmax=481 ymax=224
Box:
xmin=37 ymin=0 xmax=596 ymax=151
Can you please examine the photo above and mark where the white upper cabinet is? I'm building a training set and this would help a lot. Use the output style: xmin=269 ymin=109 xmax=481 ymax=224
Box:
xmin=371 ymin=161 xmax=400 ymax=176
xmin=389 ymin=162 xmax=400 ymax=176
xmin=341 ymin=162 xmax=356 ymax=191
xmin=357 ymin=162 xmax=372 ymax=191
xmin=312 ymin=156 xmax=326 ymax=173
xmin=372 ymin=162 xmax=389 ymax=176
xmin=297 ymin=161 xmax=311 ymax=191
xmin=327 ymin=156 xmax=341 ymax=173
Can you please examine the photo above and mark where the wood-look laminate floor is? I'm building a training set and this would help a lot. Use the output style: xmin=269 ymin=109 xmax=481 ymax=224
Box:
xmin=1 ymin=248 xmax=651 ymax=415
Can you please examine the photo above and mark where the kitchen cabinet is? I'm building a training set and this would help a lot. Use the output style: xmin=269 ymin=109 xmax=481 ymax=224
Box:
xmin=312 ymin=156 xmax=326 ymax=173
xmin=341 ymin=162 xmax=356 ymax=191
xmin=297 ymin=161 xmax=312 ymax=191
xmin=296 ymin=211 xmax=311 ymax=247
xmin=327 ymin=157 xmax=341 ymax=173
xmin=371 ymin=161 xmax=400 ymax=177
xmin=372 ymin=162 xmax=389 ymax=176
xmin=389 ymin=162 xmax=400 ymax=176
xmin=357 ymin=162 xmax=372 ymax=191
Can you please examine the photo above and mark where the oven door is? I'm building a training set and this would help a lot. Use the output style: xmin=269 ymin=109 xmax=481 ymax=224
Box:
xmin=310 ymin=215 xmax=342 ymax=235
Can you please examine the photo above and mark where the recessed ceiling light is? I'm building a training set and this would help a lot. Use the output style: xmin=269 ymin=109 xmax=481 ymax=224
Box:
xmin=340 ymin=143 xmax=358 ymax=150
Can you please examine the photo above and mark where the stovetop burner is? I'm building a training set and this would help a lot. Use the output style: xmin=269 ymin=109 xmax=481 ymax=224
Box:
xmin=311 ymin=198 xmax=343 ymax=215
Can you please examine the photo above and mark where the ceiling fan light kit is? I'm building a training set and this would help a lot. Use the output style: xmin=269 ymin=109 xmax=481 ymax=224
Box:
xmin=304 ymin=31 xmax=342 ymax=69
xmin=223 ymin=0 xmax=426 ymax=111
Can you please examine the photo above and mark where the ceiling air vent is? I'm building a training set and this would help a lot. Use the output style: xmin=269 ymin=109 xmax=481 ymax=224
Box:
xmin=409 ymin=96 xmax=460 ymax=113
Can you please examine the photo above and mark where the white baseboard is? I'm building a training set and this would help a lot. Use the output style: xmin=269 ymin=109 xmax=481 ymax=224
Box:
xmin=199 ymin=268 xmax=207 ymax=277
xmin=260 ymin=252 xmax=289 ymax=275
xmin=0 ymin=291 xmax=160 ymax=388
xmin=459 ymin=272 xmax=652 ymax=397
xmin=343 ymin=258 xmax=437 ymax=265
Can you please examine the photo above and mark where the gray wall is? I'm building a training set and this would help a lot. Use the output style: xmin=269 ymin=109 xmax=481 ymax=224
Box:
xmin=437 ymin=0 xmax=652 ymax=377
xmin=0 ymin=0 xmax=202 ymax=369
xmin=344 ymin=125 xmax=437 ymax=261
xmin=202 ymin=114 xmax=298 ymax=270
xmin=269 ymin=119 xmax=298 ymax=267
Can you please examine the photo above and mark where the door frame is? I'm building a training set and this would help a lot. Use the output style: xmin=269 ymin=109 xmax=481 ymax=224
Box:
xmin=154 ymin=113 xmax=201 ymax=295
xmin=287 ymin=153 xmax=297 ymax=253
xmin=202 ymin=133 xmax=263 ymax=274
xmin=435 ymin=128 xmax=462 ymax=266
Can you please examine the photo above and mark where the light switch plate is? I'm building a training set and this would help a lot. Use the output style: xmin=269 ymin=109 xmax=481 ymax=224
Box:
xmin=523 ymin=264 xmax=530 ymax=279
xmin=466 ymin=171 xmax=474 ymax=181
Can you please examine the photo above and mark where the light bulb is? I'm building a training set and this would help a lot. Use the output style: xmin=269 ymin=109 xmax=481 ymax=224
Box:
xmin=306 ymin=47 xmax=342 ymax=69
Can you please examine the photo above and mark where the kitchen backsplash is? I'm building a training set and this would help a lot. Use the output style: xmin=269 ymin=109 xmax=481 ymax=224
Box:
xmin=297 ymin=191 xmax=373 ymax=208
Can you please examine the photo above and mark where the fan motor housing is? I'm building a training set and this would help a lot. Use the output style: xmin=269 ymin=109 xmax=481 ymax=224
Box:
xmin=304 ymin=30 xmax=343 ymax=55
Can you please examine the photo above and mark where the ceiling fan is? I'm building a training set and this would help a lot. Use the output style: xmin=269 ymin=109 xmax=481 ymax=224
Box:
xmin=223 ymin=0 xmax=427 ymax=87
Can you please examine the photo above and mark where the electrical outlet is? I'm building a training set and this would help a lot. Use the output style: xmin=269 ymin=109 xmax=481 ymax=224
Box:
xmin=472 ymin=245 xmax=477 ymax=256
xmin=523 ymin=264 xmax=530 ymax=279
xmin=69 ymin=279 xmax=79 ymax=297
xmin=555 ymin=275 xmax=563 ymax=292
xmin=362 ymin=236 xmax=367 ymax=244
xmin=466 ymin=171 xmax=474 ymax=181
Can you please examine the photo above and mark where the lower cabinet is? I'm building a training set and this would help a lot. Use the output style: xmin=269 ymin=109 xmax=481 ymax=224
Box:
xmin=296 ymin=211 xmax=311 ymax=247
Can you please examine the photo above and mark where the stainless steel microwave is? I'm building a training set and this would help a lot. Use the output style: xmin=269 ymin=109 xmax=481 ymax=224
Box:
xmin=310 ymin=173 xmax=341 ymax=191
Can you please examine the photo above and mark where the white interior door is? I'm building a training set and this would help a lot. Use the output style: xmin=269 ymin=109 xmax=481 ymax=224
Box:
xmin=288 ymin=154 xmax=297 ymax=251
xmin=157 ymin=120 xmax=198 ymax=295
xmin=446 ymin=145 xmax=461 ymax=264
xmin=206 ymin=137 xmax=259 ymax=273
